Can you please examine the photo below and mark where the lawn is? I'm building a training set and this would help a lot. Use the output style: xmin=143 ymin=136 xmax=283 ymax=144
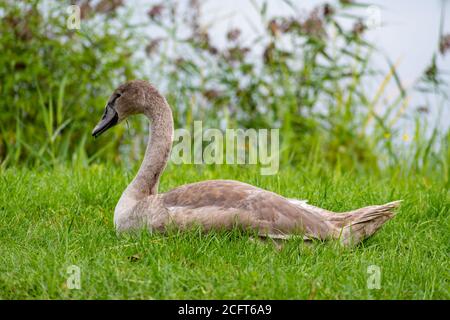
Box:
xmin=0 ymin=164 xmax=448 ymax=299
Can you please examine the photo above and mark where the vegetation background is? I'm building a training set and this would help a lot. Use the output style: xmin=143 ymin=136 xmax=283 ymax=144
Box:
xmin=1 ymin=0 xmax=448 ymax=173
xmin=0 ymin=0 xmax=448 ymax=299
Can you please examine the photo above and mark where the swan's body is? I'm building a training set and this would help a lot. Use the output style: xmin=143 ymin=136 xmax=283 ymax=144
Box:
xmin=92 ymin=80 xmax=400 ymax=246
xmin=115 ymin=180 xmax=332 ymax=239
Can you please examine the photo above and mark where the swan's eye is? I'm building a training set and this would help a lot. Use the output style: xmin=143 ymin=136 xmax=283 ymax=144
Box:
xmin=108 ymin=94 xmax=121 ymax=108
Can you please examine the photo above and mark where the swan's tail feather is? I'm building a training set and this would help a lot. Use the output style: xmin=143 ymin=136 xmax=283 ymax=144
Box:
xmin=334 ymin=200 xmax=401 ymax=246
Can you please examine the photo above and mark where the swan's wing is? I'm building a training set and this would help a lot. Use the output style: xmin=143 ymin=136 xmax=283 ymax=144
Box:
xmin=288 ymin=198 xmax=308 ymax=206
xmin=161 ymin=180 xmax=264 ymax=209
xmin=166 ymin=203 xmax=312 ymax=241
xmin=161 ymin=180 xmax=333 ymax=238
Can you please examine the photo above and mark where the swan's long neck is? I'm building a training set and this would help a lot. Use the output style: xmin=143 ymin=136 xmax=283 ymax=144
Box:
xmin=123 ymin=95 xmax=173 ymax=200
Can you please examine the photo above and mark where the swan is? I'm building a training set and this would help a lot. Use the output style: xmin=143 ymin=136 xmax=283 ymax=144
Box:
xmin=92 ymin=80 xmax=400 ymax=246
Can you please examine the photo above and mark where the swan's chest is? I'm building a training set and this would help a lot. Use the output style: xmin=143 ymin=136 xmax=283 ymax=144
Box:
xmin=114 ymin=194 xmax=168 ymax=232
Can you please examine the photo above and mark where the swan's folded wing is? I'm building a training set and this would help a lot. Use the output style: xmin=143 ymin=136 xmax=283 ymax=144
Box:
xmin=161 ymin=179 xmax=332 ymax=238
xmin=161 ymin=179 xmax=262 ymax=209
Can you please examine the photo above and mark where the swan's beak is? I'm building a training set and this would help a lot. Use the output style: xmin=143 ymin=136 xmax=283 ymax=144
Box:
xmin=92 ymin=104 xmax=119 ymax=138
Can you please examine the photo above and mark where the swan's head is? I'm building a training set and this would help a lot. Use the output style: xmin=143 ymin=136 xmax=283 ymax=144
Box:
xmin=92 ymin=80 xmax=158 ymax=138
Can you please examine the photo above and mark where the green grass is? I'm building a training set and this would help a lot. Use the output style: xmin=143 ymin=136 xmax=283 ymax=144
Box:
xmin=0 ymin=164 xmax=448 ymax=299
